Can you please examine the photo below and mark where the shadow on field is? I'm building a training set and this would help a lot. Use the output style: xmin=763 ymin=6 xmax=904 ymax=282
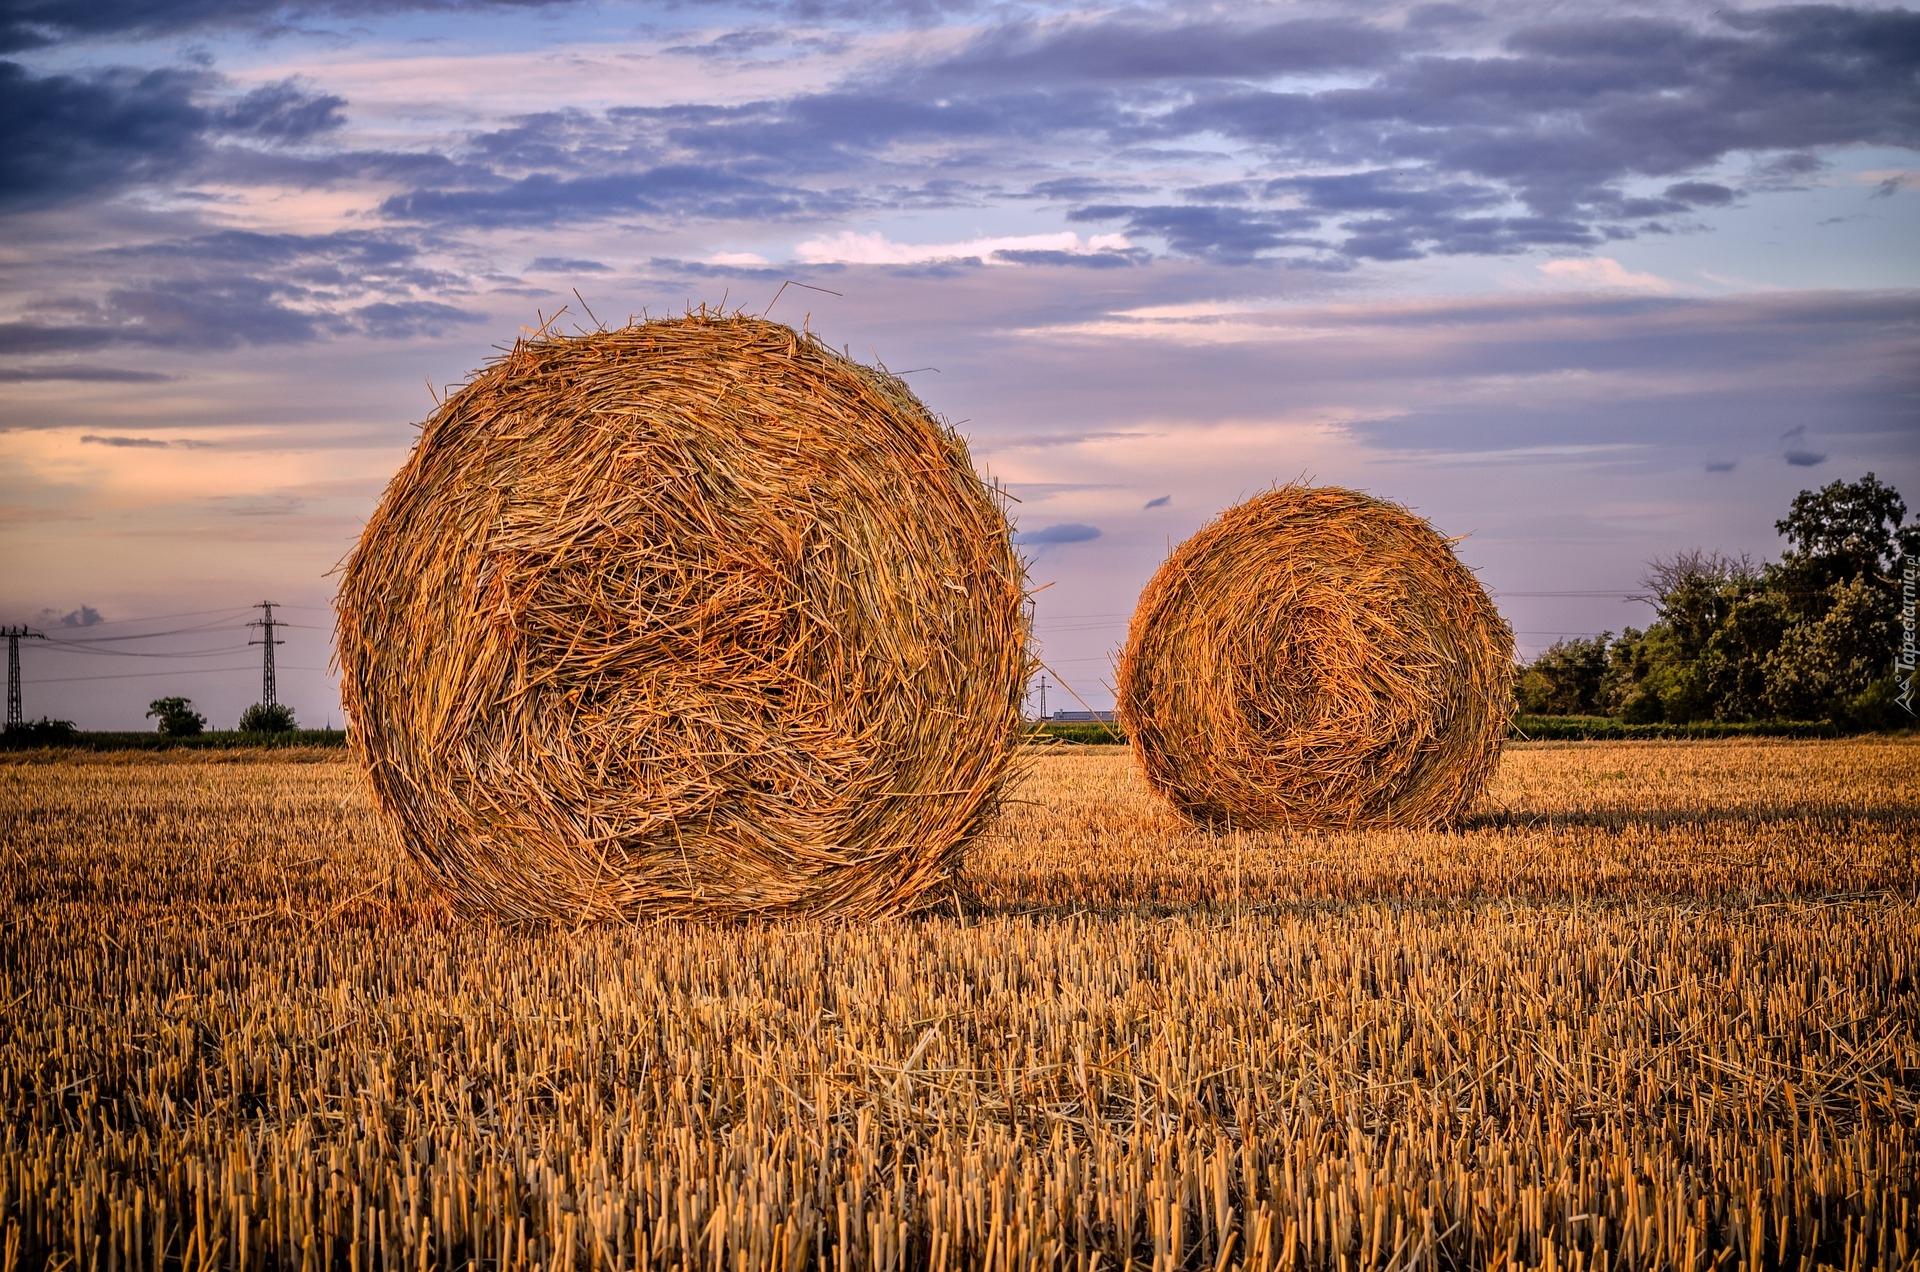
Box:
xmin=1462 ymin=802 xmax=1919 ymax=833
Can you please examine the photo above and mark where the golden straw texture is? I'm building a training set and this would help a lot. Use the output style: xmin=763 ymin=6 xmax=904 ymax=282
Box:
xmin=1117 ymin=485 xmax=1513 ymax=830
xmin=335 ymin=313 xmax=1030 ymax=922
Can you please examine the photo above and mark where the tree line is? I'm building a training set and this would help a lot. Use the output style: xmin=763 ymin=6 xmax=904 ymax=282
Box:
xmin=3 ymin=698 xmax=297 ymax=745
xmin=145 ymin=698 xmax=297 ymax=737
xmin=1515 ymin=474 xmax=1918 ymax=729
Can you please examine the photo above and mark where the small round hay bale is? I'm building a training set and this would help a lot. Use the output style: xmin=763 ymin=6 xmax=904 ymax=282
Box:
xmin=335 ymin=314 xmax=1030 ymax=921
xmin=1117 ymin=485 xmax=1512 ymax=830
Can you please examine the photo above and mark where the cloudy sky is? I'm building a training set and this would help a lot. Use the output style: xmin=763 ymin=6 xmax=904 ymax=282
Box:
xmin=2 ymin=0 xmax=1916 ymax=726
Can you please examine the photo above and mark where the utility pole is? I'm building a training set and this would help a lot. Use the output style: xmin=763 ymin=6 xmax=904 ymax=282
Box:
xmin=1036 ymin=674 xmax=1048 ymax=723
xmin=2 ymin=627 xmax=45 ymax=731
xmin=248 ymin=602 xmax=283 ymax=708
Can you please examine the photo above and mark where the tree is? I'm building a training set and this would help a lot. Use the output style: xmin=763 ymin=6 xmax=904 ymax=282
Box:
xmin=146 ymin=696 xmax=205 ymax=737
xmin=1635 ymin=548 xmax=1760 ymax=610
xmin=1514 ymin=634 xmax=1611 ymax=715
xmin=1764 ymin=578 xmax=1899 ymax=725
xmin=1633 ymin=549 xmax=1761 ymax=665
xmin=238 ymin=702 xmax=297 ymax=733
xmin=1770 ymin=473 xmax=1918 ymax=619
xmin=1516 ymin=474 xmax=1911 ymax=727
xmin=1760 ymin=474 xmax=1914 ymax=720
xmin=1700 ymin=591 xmax=1791 ymax=720
xmin=1611 ymin=552 xmax=1768 ymax=722
xmin=1598 ymin=628 xmax=1662 ymax=721
xmin=2 ymin=716 xmax=78 ymax=746
xmin=1622 ymin=623 xmax=1712 ymax=722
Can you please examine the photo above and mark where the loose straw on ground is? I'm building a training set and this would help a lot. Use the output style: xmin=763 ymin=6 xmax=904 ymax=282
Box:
xmin=336 ymin=312 xmax=1030 ymax=921
xmin=1117 ymin=484 xmax=1513 ymax=830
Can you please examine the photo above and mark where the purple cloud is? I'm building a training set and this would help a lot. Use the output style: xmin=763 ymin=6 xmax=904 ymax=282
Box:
xmin=1017 ymin=523 xmax=1103 ymax=546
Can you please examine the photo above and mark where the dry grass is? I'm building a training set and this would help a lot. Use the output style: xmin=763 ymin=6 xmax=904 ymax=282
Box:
xmin=1118 ymin=486 xmax=1513 ymax=831
xmin=335 ymin=313 xmax=1029 ymax=923
xmin=2 ymin=738 xmax=1916 ymax=1270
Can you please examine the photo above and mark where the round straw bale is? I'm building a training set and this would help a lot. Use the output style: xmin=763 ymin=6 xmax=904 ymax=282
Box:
xmin=1117 ymin=485 xmax=1512 ymax=830
xmin=335 ymin=313 xmax=1030 ymax=922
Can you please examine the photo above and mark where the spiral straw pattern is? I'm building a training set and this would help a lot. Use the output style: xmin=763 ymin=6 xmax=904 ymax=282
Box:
xmin=337 ymin=313 xmax=1030 ymax=921
xmin=1118 ymin=485 xmax=1512 ymax=830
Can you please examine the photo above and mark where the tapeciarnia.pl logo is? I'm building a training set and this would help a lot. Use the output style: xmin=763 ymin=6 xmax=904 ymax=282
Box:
xmin=1900 ymin=561 xmax=1917 ymax=715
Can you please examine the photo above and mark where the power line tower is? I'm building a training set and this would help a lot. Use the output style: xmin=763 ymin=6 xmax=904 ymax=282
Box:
xmin=2 ymin=626 xmax=45 ymax=730
xmin=247 ymin=602 xmax=283 ymax=708
xmin=1035 ymin=674 xmax=1048 ymax=723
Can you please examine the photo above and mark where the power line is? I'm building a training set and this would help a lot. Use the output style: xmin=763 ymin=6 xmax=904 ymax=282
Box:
xmin=14 ymin=603 xmax=333 ymax=640
xmin=38 ymin=643 xmax=252 ymax=660
xmin=31 ymin=664 xmax=331 ymax=685
xmin=26 ymin=606 xmax=254 ymax=630
xmin=32 ymin=666 xmax=259 ymax=685
xmin=44 ymin=616 xmax=253 ymax=644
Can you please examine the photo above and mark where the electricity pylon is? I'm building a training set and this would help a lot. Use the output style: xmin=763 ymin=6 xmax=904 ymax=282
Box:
xmin=2 ymin=626 xmax=45 ymax=730
xmin=247 ymin=602 xmax=283 ymax=708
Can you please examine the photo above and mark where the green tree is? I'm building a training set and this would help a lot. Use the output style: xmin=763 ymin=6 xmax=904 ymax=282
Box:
xmin=1514 ymin=634 xmax=1611 ymax=715
xmin=1527 ymin=475 xmax=1912 ymax=727
xmin=1623 ymin=551 xmax=1765 ymax=722
xmin=1770 ymin=473 xmax=1918 ymax=620
xmin=238 ymin=702 xmax=297 ymax=733
xmin=1764 ymin=578 xmax=1900 ymax=725
xmin=1635 ymin=551 xmax=1760 ymax=657
xmin=1762 ymin=474 xmax=1915 ymax=720
xmin=1700 ymin=591 xmax=1791 ymax=720
xmin=1597 ymin=628 xmax=1665 ymax=722
xmin=146 ymin=696 xmax=205 ymax=737
xmin=2 ymin=716 xmax=78 ymax=746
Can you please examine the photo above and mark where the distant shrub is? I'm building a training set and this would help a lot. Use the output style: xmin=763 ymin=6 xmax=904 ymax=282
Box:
xmin=1 ymin=717 xmax=78 ymax=747
xmin=1512 ymin=715 xmax=1841 ymax=741
xmin=1028 ymin=721 xmax=1126 ymax=745
xmin=146 ymin=697 xmax=205 ymax=738
xmin=238 ymin=703 xmax=298 ymax=733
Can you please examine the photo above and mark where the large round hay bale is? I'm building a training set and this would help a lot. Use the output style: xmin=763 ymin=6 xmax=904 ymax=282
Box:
xmin=335 ymin=314 xmax=1030 ymax=921
xmin=1117 ymin=485 xmax=1512 ymax=830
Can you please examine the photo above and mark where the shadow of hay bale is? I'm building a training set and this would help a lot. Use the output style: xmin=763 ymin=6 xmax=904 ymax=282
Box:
xmin=1118 ymin=484 xmax=1513 ymax=830
xmin=336 ymin=313 xmax=1031 ymax=922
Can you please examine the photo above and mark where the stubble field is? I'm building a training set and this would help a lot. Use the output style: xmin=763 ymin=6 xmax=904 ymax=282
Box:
xmin=3 ymin=739 xmax=1917 ymax=1271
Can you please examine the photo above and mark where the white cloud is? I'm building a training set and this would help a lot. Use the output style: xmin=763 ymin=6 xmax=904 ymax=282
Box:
xmin=1535 ymin=257 xmax=1675 ymax=293
xmin=706 ymin=251 xmax=772 ymax=267
xmin=792 ymin=230 xmax=1132 ymax=266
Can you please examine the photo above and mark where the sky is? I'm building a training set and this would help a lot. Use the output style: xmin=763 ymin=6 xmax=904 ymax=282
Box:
xmin=1 ymin=0 xmax=1916 ymax=727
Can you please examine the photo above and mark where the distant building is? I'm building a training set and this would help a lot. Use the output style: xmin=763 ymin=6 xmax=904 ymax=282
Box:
xmin=1049 ymin=710 xmax=1116 ymax=724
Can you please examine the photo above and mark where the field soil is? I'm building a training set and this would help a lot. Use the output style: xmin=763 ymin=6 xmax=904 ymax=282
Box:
xmin=3 ymin=739 xmax=1917 ymax=1270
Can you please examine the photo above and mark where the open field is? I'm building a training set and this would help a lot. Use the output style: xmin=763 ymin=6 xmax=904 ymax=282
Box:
xmin=3 ymin=740 xmax=1917 ymax=1270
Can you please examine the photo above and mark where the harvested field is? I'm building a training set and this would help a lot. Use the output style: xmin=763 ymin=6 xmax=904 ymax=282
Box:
xmin=2 ymin=739 xmax=1917 ymax=1270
